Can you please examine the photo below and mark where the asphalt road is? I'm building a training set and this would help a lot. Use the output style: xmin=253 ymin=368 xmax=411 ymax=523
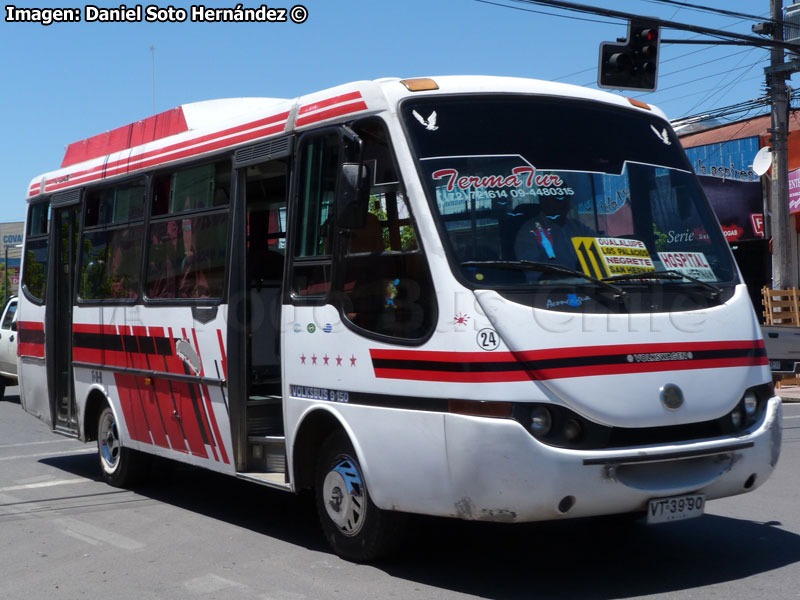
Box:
xmin=1 ymin=388 xmax=799 ymax=600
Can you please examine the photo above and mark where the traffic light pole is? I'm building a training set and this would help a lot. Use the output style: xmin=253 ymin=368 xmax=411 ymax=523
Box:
xmin=768 ymin=0 xmax=797 ymax=288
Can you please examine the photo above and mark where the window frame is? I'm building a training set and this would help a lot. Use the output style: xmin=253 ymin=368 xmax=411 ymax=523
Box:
xmin=287 ymin=119 xmax=437 ymax=345
xmin=142 ymin=155 xmax=234 ymax=306
xmin=75 ymin=175 xmax=147 ymax=306
xmin=21 ymin=198 xmax=52 ymax=306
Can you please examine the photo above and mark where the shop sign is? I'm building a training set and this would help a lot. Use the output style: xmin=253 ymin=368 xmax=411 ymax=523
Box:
xmin=789 ymin=168 xmax=800 ymax=214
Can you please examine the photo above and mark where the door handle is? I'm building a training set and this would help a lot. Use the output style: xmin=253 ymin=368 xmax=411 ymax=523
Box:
xmin=9 ymin=335 xmax=14 ymax=342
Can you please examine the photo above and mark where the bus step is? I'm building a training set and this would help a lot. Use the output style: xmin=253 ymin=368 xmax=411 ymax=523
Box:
xmin=235 ymin=471 xmax=290 ymax=490
xmin=247 ymin=435 xmax=286 ymax=473
xmin=247 ymin=394 xmax=282 ymax=406
xmin=247 ymin=416 xmax=283 ymax=436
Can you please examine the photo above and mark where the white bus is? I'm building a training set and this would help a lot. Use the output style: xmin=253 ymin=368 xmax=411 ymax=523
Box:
xmin=18 ymin=76 xmax=781 ymax=561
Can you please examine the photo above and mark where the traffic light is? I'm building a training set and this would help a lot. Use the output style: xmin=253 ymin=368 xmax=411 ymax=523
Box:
xmin=598 ymin=19 xmax=660 ymax=92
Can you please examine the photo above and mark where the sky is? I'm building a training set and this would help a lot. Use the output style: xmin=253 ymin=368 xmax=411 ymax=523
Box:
xmin=0 ymin=0 xmax=788 ymax=224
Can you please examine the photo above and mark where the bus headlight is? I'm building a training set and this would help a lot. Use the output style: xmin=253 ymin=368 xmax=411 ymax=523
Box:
xmin=743 ymin=391 xmax=758 ymax=417
xmin=730 ymin=407 xmax=743 ymax=429
xmin=530 ymin=406 xmax=552 ymax=437
xmin=564 ymin=419 xmax=583 ymax=442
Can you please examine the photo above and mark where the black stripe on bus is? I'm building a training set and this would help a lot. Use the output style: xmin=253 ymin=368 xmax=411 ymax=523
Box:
xmin=371 ymin=347 xmax=766 ymax=374
xmin=73 ymin=331 xmax=173 ymax=356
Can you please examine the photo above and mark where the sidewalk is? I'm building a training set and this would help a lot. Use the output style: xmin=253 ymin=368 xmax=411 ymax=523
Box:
xmin=777 ymin=385 xmax=800 ymax=402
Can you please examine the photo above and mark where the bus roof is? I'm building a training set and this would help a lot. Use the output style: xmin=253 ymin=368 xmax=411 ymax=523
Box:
xmin=25 ymin=76 xmax=666 ymax=201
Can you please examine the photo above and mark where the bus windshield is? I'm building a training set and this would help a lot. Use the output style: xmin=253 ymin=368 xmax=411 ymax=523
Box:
xmin=402 ymin=95 xmax=736 ymax=296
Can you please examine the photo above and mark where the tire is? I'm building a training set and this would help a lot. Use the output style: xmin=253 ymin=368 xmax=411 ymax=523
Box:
xmin=315 ymin=431 xmax=404 ymax=562
xmin=97 ymin=406 xmax=149 ymax=487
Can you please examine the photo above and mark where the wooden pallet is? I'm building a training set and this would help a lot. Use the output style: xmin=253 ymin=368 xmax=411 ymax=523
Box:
xmin=762 ymin=287 xmax=800 ymax=326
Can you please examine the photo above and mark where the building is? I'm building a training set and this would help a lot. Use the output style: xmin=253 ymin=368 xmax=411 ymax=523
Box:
xmin=679 ymin=111 xmax=800 ymax=318
xmin=0 ymin=221 xmax=24 ymax=300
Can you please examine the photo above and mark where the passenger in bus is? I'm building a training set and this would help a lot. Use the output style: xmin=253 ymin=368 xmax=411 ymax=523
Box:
xmin=179 ymin=217 xmax=215 ymax=298
xmin=109 ymin=234 xmax=139 ymax=299
xmin=148 ymin=220 xmax=182 ymax=298
xmin=513 ymin=193 xmax=594 ymax=276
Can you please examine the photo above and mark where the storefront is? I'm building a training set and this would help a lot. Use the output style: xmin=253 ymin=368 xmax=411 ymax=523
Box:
xmin=0 ymin=222 xmax=24 ymax=300
xmin=679 ymin=114 xmax=800 ymax=319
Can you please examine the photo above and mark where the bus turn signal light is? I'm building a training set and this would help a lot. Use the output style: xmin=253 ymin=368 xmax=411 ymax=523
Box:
xmin=400 ymin=78 xmax=439 ymax=92
xmin=449 ymin=399 xmax=512 ymax=418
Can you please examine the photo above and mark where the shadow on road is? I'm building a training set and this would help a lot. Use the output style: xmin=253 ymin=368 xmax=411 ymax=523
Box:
xmin=41 ymin=452 xmax=800 ymax=599
xmin=1 ymin=393 xmax=21 ymax=405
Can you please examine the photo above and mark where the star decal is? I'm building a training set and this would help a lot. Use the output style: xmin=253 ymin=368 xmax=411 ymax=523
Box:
xmin=349 ymin=354 xmax=357 ymax=367
xmin=336 ymin=355 xmax=343 ymax=366
xmin=323 ymin=354 xmax=330 ymax=365
xmin=311 ymin=354 xmax=317 ymax=365
xmin=300 ymin=354 xmax=306 ymax=364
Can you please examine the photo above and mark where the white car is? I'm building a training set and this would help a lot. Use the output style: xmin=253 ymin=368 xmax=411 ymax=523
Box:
xmin=0 ymin=297 xmax=18 ymax=397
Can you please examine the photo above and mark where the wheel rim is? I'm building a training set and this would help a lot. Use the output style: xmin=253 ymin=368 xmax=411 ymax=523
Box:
xmin=322 ymin=457 xmax=367 ymax=536
xmin=98 ymin=411 xmax=121 ymax=474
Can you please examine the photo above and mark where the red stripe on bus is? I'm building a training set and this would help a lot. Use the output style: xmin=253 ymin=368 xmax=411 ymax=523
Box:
xmin=371 ymin=339 xmax=767 ymax=382
xmin=217 ymin=329 xmax=227 ymax=378
xmin=18 ymin=320 xmax=45 ymax=359
xmin=298 ymin=91 xmax=363 ymax=115
xmin=115 ymin=373 xmax=152 ymax=445
xmin=44 ymin=123 xmax=287 ymax=194
xmin=373 ymin=356 xmax=766 ymax=383
xmin=174 ymin=380 xmax=209 ymax=459
xmin=154 ymin=378 xmax=189 ymax=454
xmin=295 ymin=101 xmax=368 ymax=128
xmin=372 ymin=368 xmax=532 ymax=383
xmin=193 ymin=328 xmax=230 ymax=464
xmin=513 ymin=339 xmax=764 ymax=362
xmin=39 ymin=112 xmax=289 ymax=195
xmin=370 ymin=340 xmax=765 ymax=364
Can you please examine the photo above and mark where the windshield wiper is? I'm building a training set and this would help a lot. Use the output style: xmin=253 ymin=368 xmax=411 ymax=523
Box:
xmin=461 ymin=260 xmax=626 ymax=299
xmin=602 ymin=269 xmax=721 ymax=299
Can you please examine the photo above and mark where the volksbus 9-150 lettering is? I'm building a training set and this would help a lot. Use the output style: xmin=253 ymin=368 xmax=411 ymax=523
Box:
xmin=17 ymin=76 xmax=781 ymax=561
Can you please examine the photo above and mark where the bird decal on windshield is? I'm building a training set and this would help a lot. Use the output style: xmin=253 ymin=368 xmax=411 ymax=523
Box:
xmin=413 ymin=110 xmax=438 ymax=131
xmin=651 ymin=124 xmax=671 ymax=145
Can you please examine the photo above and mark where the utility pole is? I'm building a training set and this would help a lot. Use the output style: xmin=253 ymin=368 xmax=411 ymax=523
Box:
xmin=767 ymin=0 xmax=797 ymax=289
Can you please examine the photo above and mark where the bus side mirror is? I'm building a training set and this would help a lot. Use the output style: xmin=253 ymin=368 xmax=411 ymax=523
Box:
xmin=336 ymin=162 xmax=371 ymax=229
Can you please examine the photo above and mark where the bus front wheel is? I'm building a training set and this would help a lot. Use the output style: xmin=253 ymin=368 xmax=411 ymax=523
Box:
xmin=97 ymin=406 xmax=148 ymax=487
xmin=315 ymin=431 xmax=402 ymax=562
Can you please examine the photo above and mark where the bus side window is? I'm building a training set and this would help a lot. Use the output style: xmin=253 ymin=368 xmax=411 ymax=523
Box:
xmin=78 ymin=179 xmax=146 ymax=302
xmin=291 ymin=133 xmax=338 ymax=299
xmin=145 ymin=160 xmax=231 ymax=300
xmin=340 ymin=118 xmax=434 ymax=341
xmin=22 ymin=201 xmax=50 ymax=303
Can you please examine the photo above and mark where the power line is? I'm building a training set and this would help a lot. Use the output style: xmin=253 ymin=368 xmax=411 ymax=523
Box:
xmin=654 ymin=73 xmax=766 ymax=105
xmin=639 ymin=0 xmax=778 ymax=25
xmin=473 ymin=0 xmax=619 ymax=24
xmin=679 ymin=51 xmax=764 ymax=116
xmin=484 ymin=0 xmax=795 ymax=49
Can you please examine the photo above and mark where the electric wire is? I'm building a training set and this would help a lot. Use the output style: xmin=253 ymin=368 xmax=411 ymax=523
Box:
xmin=639 ymin=0 xmax=778 ymax=25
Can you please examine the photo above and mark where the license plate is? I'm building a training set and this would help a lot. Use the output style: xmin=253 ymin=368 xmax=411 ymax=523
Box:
xmin=769 ymin=360 xmax=781 ymax=370
xmin=646 ymin=493 xmax=705 ymax=525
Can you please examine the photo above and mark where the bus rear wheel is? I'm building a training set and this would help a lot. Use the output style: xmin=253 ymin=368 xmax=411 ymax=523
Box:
xmin=97 ymin=406 xmax=148 ymax=487
xmin=315 ymin=431 xmax=402 ymax=562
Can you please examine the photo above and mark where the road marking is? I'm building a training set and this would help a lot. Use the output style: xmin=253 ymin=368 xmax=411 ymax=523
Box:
xmin=784 ymin=415 xmax=800 ymax=419
xmin=0 ymin=478 xmax=88 ymax=493
xmin=183 ymin=574 xmax=245 ymax=594
xmin=56 ymin=517 xmax=145 ymax=550
xmin=0 ymin=439 xmax=82 ymax=449
xmin=0 ymin=448 xmax=95 ymax=462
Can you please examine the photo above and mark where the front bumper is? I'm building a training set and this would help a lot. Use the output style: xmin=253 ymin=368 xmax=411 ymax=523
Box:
xmin=441 ymin=396 xmax=782 ymax=522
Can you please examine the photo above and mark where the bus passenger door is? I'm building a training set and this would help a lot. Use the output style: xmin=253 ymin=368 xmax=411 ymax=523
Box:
xmin=229 ymin=138 xmax=292 ymax=475
xmin=47 ymin=202 xmax=80 ymax=435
